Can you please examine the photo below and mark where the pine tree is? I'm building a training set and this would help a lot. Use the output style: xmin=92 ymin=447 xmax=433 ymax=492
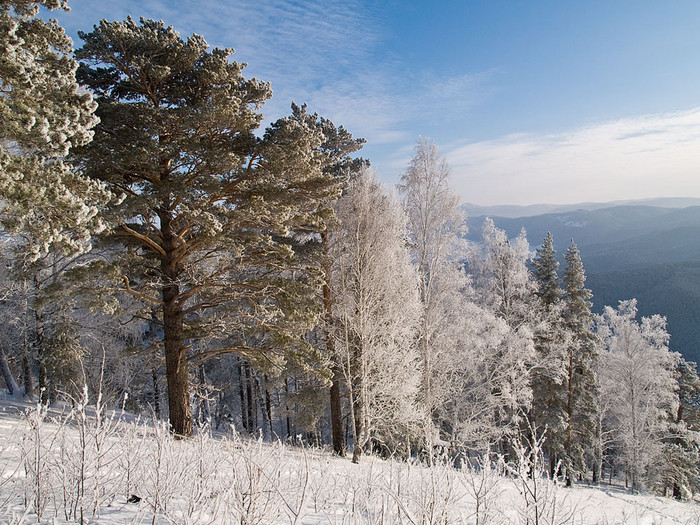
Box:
xmin=0 ymin=0 xmax=113 ymax=398
xmin=562 ymin=240 xmax=598 ymax=484
xmin=310 ymin=116 xmax=365 ymax=457
xmin=532 ymin=232 xmax=561 ymax=308
xmin=0 ymin=0 xmax=109 ymax=260
xmin=74 ymin=18 xmax=352 ymax=436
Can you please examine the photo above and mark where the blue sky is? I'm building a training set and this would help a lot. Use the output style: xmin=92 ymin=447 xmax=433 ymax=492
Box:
xmin=51 ymin=1 xmax=700 ymax=205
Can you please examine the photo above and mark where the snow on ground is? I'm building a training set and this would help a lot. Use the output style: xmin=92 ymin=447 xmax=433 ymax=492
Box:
xmin=0 ymin=393 xmax=698 ymax=524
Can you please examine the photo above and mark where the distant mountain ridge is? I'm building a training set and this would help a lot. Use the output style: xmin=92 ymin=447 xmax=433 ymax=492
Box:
xmin=462 ymin=197 xmax=700 ymax=219
xmin=464 ymin=200 xmax=700 ymax=363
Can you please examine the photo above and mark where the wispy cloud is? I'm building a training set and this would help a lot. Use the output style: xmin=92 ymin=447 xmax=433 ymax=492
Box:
xmin=56 ymin=0 xmax=492 ymax=149
xmin=445 ymin=109 xmax=700 ymax=205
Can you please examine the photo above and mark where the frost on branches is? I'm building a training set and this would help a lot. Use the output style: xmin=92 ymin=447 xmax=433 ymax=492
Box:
xmin=329 ymin=170 xmax=423 ymax=462
xmin=0 ymin=0 xmax=109 ymax=260
xmin=399 ymin=138 xmax=470 ymax=460
xmin=469 ymin=219 xmax=536 ymax=435
xmin=596 ymin=300 xmax=679 ymax=491
xmin=73 ymin=18 xmax=359 ymax=436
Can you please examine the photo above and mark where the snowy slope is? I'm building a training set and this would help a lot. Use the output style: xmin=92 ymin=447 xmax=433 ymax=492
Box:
xmin=0 ymin=394 xmax=698 ymax=524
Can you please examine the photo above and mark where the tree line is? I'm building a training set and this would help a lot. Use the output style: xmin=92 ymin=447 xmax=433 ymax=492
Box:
xmin=0 ymin=1 xmax=698 ymax=498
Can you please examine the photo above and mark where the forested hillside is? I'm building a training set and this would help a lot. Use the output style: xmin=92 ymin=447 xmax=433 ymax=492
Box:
xmin=466 ymin=205 xmax=700 ymax=362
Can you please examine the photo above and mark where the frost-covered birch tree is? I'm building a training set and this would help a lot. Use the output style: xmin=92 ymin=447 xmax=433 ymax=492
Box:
xmin=330 ymin=171 xmax=422 ymax=463
xmin=472 ymin=219 xmax=536 ymax=330
xmin=398 ymin=137 xmax=467 ymax=457
xmin=469 ymin=219 xmax=536 ymax=441
xmin=434 ymin=293 xmax=530 ymax=453
xmin=596 ymin=300 xmax=679 ymax=491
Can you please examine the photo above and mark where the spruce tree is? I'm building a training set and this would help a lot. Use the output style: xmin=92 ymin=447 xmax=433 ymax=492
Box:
xmin=74 ymin=18 xmax=354 ymax=436
xmin=563 ymin=240 xmax=598 ymax=484
xmin=532 ymin=232 xmax=561 ymax=308
xmin=656 ymin=358 xmax=700 ymax=499
xmin=530 ymin=232 xmax=567 ymax=476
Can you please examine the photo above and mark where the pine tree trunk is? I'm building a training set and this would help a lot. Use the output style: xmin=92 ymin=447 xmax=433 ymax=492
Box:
xmin=198 ymin=366 xmax=211 ymax=426
xmin=163 ymin=293 xmax=191 ymax=437
xmin=245 ymin=365 xmax=255 ymax=432
xmin=284 ymin=377 xmax=291 ymax=437
xmin=22 ymin=344 xmax=33 ymax=399
xmin=161 ymin=205 xmax=192 ymax=437
xmin=321 ymin=246 xmax=346 ymax=456
xmin=215 ymin=390 xmax=224 ymax=430
xmin=264 ymin=380 xmax=273 ymax=438
xmin=330 ymin=366 xmax=345 ymax=455
xmin=255 ymin=376 xmax=269 ymax=438
xmin=35 ymin=302 xmax=48 ymax=404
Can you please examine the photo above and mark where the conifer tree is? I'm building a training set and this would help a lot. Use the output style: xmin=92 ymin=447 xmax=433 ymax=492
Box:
xmin=532 ymin=232 xmax=561 ymax=308
xmin=74 ymin=18 xmax=352 ymax=436
xmin=530 ymin=232 xmax=567 ymax=477
xmin=655 ymin=358 xmax=700 ymax=499
xmin=311 ymin=116 xmax=365 ymax=457
xmin=562 ymin=240 xmax=598 ymax=484
xmin=0 ymin=0 xmax=113 ymax=398
xmin=0 ymin=0 xmax=109 ymax=260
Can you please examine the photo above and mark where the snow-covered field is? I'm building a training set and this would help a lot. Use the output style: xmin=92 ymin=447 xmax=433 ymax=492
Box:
xmin=0 ymin=394 xmax=698 ymax=524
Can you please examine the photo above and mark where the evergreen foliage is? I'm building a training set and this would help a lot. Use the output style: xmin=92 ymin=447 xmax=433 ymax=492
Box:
xmin=73 ymin=18 xmax=355 ymax=436
xmin=532 ymin=232 xmax=561 ymax=308
xmin=561 ymin=240 xmax=599 ymax=484
xmin=0 ymin=0 xmax=110 ymax=260
xmin=530 ymin=233 xmax=568 ymax=477
xmin=655 ymin=358 xmax=700 ymax=498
